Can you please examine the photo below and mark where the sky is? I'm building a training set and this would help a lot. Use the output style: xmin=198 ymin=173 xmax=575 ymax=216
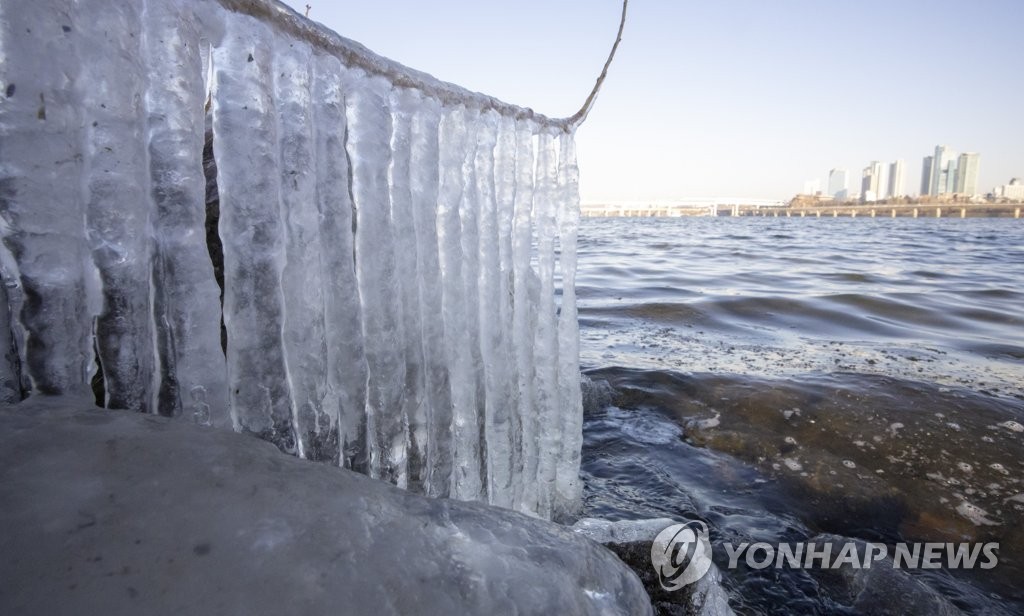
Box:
xmin=281 ymin=0 xmax=1024 ymax=203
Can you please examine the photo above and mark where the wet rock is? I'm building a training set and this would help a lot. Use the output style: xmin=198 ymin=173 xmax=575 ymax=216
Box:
xmin=0 ymin=396 xmax=651 ymax=616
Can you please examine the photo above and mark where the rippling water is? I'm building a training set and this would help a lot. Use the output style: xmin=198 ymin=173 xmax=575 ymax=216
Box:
xmin=575 ymin=217 xmax=1024 ymax=614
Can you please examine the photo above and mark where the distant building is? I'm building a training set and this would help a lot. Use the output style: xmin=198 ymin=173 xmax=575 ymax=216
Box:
xmin=920 ymin=156 xmax=933 ymax=196
xmin=994 ymin=178 xmax=1024 ymax=200
xmin=931 ymin=145 xmax=958 ymax=196
xmin=887 ymin=159 xmax=905 ymax=198
xmin=955 ymin=152 xmax=981 ymax=196
xmin=861 ymin=161 xmax=884 ymax=202
xmin=802 ymin=179 xmax=821 ymax=195
xmin=828 ymin=168 xmax=848 ymax=200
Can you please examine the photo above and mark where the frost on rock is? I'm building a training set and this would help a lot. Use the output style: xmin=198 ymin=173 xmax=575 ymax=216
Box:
xmin=0 ymin=400 xmax=651 ymax=615
xmin=0 ymin=0 xmax=584 ymax=519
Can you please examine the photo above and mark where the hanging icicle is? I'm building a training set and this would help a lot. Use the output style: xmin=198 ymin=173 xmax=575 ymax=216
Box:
xmin=0 ymin=0 xmax=627 ymax=520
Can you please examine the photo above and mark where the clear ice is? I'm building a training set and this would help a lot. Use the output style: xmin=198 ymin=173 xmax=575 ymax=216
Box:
xmin=0 ymin=0 xmax=584 ymax=519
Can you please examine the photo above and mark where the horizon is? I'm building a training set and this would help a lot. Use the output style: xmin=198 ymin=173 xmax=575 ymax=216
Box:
xmin=280 ymin=0 xmax=1024 ymax=203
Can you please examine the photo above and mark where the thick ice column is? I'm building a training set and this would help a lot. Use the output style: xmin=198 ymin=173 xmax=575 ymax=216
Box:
xmin=555 ymin=131 xmax=583 ymax=515
xmin=345 ymin=71 xmax=409 ymax=486
xmin=473 ymin=110 xmax=513 ymax=507
xmin=0 ymin=0 xmax=97 ymax=395
xmin=511 ymin=121 xmax=538 ymax=514
xmin=389 ymin=88 xmax=430 ymax=490
xmin=142 ymin=0 xmax=229 ymax=426
xmin=532 ymin=129 xmax=561 ymax=519
xmin=211 ymin=15 xmax=295 ymax=451
xmin=458 ymin=109 xmax=487 ymax=501
xmin=275 ymin=40 xmax=332 ymax=461
xmin=312 ymin=53 xmax=368 ymax=471
xmin=491 ymin=115 xmax=522 ymax=509
xmin=408 ymin=97 xmax=453 ymax=498
xmin=77 ymin=0 xmax=157 ymax=412
xmin=438 ymin=105 xmax=482 ymax=501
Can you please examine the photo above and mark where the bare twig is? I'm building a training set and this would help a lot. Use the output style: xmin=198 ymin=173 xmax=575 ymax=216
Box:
xmin=567 ymin=0 xmax=628 ymax=128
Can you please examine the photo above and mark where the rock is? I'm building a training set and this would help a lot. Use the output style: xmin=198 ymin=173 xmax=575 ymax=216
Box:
xmin=573 ymin=518 xmax=734 ymax=616
xmin=572 ymin=517 xmax=677 ymax=544
xmin=806 ymin=534 xmax=962 ymax=616
xmin=0 ymin=396 xmax=651 ymax=616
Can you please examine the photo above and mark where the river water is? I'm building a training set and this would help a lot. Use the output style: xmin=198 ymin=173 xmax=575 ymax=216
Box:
xmin=575 ymin=216 xmax=1024 ymax=614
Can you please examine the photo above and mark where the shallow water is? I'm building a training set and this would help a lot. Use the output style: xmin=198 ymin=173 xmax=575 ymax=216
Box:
xmin=576 ymin=217 xmax=1024 ymax=614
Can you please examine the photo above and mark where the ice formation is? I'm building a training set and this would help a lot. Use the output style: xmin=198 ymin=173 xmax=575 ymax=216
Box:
xmin=0 ymin=0 xmax=587 ymax=519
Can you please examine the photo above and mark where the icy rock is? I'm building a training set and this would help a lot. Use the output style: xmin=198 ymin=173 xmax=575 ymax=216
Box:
xmin=572 ymin=517 xmax=678 ymax=544
xmin=0 ymin=396 xmax=650 ymax=616
xmin=580 ymin=519 xmax=735 ymax=616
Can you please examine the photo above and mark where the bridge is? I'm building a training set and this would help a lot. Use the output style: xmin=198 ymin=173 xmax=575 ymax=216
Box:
xmin=582 ymin=199 xmax=786 ymax=217
xmin=583 ymin=201 xmax=1023 ymax=219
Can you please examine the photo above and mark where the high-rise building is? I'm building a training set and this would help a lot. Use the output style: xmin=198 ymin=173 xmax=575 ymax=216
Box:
xmin=931 ymin=145 xmax=958 ymax=196
xmin=887 ymin=160 xmax=905 ymax=198
xmin=955 ymin=152 xmax=981 ymax=196
xmin=828 ymin=168 xmax=848 ymax=200
xmin=861 ymin=161 xmax=883 ymax=202
xmin=921 ymin=156 xmax=933 ymax=196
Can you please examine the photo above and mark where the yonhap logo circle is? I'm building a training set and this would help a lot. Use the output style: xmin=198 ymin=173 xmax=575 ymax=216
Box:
xmin=651 ymin=520 xmax=714 ymax=591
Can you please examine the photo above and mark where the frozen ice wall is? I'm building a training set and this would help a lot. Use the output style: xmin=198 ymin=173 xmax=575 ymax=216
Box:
xmin=0 ymin=0 xmax=582 ymax=519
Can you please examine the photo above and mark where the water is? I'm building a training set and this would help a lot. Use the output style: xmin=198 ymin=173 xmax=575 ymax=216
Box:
xmin=575 ymin=216 xmax=1024 ymax=614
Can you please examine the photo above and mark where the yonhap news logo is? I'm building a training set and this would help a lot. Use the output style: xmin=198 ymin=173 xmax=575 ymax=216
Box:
xmin=650 ymin=521 xmax=714 ymax=591
xmin=649 ymin=521 xmax=1000 ymax=591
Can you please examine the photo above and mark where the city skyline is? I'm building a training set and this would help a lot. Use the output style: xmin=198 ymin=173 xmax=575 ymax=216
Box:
xmin=281 ymin=0 xmax=1024 ymax=202
xmin=814 ymin=146 xmax=989 ymax=201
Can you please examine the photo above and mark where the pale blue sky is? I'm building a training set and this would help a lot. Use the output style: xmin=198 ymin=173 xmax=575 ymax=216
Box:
xmin=281 ymin=0 xmax=1024 ymax=202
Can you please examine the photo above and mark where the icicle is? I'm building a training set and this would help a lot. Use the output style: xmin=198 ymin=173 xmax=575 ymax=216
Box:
xmin=312 ymin=53 xmax=368 ymax=472
xmin=211 ymin=15 xmax=295 ymax=450
xmin=345 ymin=70 xmax=409 ymax=487
xmin=490 ymin=115 xmax=522 ymax=509
xmin=532 ymin=129 xmax=561 ymax=519
xmin=77 ymin=0 xmax=157 ymax=413
xmin=275 ymin=39 xmax=330 ymax=460
xmin=458 ymin=108 xmax=486 ymax=501
xmin=1 ymin=0 xmax=595 ymax=520
xmin=511 ymin=121 xmax=538 ymax=514
xmin=473 ymin=109 xmax=511 ymax=507
xmin=0 ymin=0 xmax=97 ymax=396
xmin=555 ymin=131 xmax=583 ymax=516
xmin=408 ymin=96 xmax=453 ymax=498
xmin=142 ymin=0 xmax=229 ymax=426
xmin=438 ymin=105 xmax=482 ymax=501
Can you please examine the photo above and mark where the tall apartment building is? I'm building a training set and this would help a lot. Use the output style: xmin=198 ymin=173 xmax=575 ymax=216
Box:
xmin=931 ymin=145 xmax=958 ymax=196
xmin=861 ymin=161 xmax=884 ymax=202
xmin=887 ymin=159 xmax=905 ymax=198
xmin=955 ymin=152 xmax=981 ymax=196
xmin=828 ymin=168 xmax=849 ymax=200
xmin=921 ymin=156 xmax=933 ymax=196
